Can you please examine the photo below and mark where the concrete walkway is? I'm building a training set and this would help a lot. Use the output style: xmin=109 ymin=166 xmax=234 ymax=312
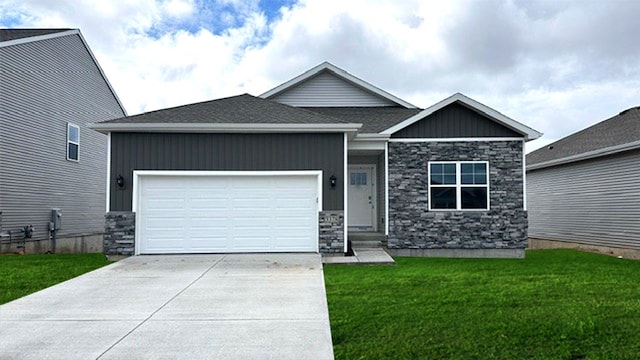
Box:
xmin=322 ymin=247 xmax=395 ymax=265
xmin=0 ymin=254 xmax=334 ymax=360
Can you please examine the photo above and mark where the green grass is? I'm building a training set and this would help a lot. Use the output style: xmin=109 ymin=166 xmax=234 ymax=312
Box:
xmin=0 ymin=253 xmax=112 ymax=305
xmin=324 ymin=249 xmax=640 ymax=359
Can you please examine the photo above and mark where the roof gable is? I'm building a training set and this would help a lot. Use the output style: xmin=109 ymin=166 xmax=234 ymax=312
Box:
xmin=527 ymin=106 xmax=640 ymax=170
xmin=391 ymin=101 xmax=522 ymax=138
xmin=382 ymin=93 xmax=542 ymax=140
xmin=0 ymin=28 xmax=127 ymax=116
xmin=261 ymin=62 xmax=416 ymax=108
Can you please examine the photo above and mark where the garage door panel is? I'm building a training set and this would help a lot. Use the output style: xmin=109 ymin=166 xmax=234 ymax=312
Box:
xmin=138 ymin=174 xmax=319 ymax=254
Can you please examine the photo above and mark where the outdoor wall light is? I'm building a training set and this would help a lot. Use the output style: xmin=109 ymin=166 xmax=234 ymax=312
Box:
xmin=329 ymin=175 xmax=337 ymax=188
xmin=116 ymin=174 xmax=125 ymax=189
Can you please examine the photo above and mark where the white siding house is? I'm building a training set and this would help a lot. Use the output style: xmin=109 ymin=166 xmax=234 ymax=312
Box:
xmin=527 ymin=107 xmax=640 ymax=255
xmin=0 ymin=29 xmax=126 ymax=253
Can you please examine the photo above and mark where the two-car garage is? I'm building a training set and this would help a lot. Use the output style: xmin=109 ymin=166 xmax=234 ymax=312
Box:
xmin=134 ymin=172 xmax=322 ymax=254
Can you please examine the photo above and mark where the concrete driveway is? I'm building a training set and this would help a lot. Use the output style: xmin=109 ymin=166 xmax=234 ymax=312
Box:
xmin=0 ymin=254 xmax=334 ymax=360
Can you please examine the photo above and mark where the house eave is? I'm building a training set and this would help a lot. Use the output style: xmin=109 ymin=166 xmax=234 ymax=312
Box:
xmin=380 ymin=93 xmax=542 ymax=141
xmin=527 ymin=140 xmax=640 ymax=171
xmin=89 ymin=122 xmax=363 ymax=134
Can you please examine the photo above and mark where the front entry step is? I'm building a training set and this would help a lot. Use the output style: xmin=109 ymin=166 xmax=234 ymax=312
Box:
xmin=349 ymin=232 xmax=386 ymax=248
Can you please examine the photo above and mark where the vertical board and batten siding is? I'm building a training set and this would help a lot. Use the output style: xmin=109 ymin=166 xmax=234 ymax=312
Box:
xmin=110 ymin=133 xmax=344 ymax=212
xmin=0 ymin=34 xmax=125 ymax=241
xmin=270 ymin=72 xmax=397 ymax=107
xmin=527 ymin=149 xmax=640 ymax=250
xmin=392 ymin=102 xmax=522 ymax=138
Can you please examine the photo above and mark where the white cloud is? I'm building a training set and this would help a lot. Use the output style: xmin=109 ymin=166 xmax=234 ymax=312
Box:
xmin=1 ymin=0 xmax=639 ymax=152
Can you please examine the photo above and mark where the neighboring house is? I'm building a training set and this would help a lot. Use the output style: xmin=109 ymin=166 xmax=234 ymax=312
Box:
xmin=92 ymin=62 xmax=540 ymax=258
xmin=527 ymin=106 xmax=640 ymax=255
xmin=0 ymin=29 xmax=127 ymax=253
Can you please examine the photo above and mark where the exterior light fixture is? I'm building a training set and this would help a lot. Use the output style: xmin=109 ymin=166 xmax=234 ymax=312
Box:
xmin=329 ymin=175 xmax=337 ymax=188
xmin=116 ymin=174 xmax=125 ymax=189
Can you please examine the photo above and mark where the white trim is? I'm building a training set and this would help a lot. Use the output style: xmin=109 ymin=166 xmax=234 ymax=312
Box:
xmin=380 ymin=93 xmax=542 ymax=141
xmin=348 ymin=140 xmax=386 ymax=151
xmin=105 ymin=133 xmax=111 ymax=212
xmin=259 ymin=61 xmax=417 ymax=108
xmin=354 ymin=133 xmax=391 ymax=140
xmin=347 ymin=164 xmax=377 ymax=231
xmin=384 ymin=142 xmax=389 ymax=236
xmin=90 ymin=122 xmax=362 ymax=134
xmin=428 ymin=161 xmax=490 ymax=211
xmin=522 ymin=139 xmax=527 ymax=211
xmin=527 ymin=140 xmax=640 ymax=171
xmin=343 ymin=133 xmax=349 ymax=253
xmin=132 ymin=170 xmax=324 ymax=255
xmin=66 ymin=123 xmax=80 ymax=162
xmin=388 ymin=137 xmax=525 ymax=143
xmin=0 ymin=29 xmax=78 ymax=48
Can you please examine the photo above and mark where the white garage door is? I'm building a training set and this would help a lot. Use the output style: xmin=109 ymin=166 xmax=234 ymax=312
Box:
xmin=136 ymin=173 xmax=320 ymax=254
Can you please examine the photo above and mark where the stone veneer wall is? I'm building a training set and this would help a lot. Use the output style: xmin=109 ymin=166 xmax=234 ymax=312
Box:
xmin=104 ymin=210 xmax=343 ymax=255
xmin=387 ymin=141 xmax=527 ymax=250
xmin=318 ymin=210 xmax=345 ymax=253
xmin=104 ymin=211 xmax=135 ymax=256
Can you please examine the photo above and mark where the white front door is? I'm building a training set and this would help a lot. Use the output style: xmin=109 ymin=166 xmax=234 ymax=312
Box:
xmin=348 ymin=165 xmax=376 ymax=231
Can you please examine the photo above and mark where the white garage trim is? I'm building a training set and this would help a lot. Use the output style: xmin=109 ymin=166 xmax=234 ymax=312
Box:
xmin=133 ymin=170 xmax=323 ymax=255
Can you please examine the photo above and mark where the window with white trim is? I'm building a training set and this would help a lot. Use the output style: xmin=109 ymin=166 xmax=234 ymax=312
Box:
xmin=428 ymin=161 xmax=489 ymax=210
xmin=67 ymin=123 xmax=79 ymax=161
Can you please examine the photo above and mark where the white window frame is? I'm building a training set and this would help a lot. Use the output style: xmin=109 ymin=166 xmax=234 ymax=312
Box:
xmin=428 ymin=161 xmax=490 ymax=211
xmin=67 ymin=123 xmax=80 ymax=162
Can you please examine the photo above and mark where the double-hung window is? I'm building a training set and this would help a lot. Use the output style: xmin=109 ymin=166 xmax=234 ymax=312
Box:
xmin=429 ymin=161 xmax=489 ymax=210
xmin=67 ymin=123 xmax=80 ymax=161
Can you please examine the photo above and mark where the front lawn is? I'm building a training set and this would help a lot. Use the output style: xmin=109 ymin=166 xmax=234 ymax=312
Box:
xmin=0 ymin=253 xmax=112 ymax=305
xmin=324 ymin=249 xmax=640 ymax=359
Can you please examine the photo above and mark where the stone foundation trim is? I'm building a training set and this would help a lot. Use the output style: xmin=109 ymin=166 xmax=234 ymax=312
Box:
xmin=387 ymin=248 xmax=525 ymax=259
xmin=319 ymin=211 xmax=345 ymax=253
xmin=104 ymin=211 xmax=136 ymax=256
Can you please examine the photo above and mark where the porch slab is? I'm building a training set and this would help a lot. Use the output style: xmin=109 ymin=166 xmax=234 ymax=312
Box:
xmin=322 ymin=247 xmax=395 ymax=265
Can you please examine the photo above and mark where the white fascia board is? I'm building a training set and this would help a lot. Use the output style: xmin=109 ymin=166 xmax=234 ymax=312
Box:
xmin=527 ymin=140 xmax=640 ymax=171
xmin=89 ymin=122 xmax=362 ymax=133
xmin=354 ymin=133 xmax=390 ymax=140
xmin=348 ymin=140 xmax=386 ymax=151
xmin=380 ymin=93 xmax=543 ymax=141
xmin=0 ymin=29 xmax=79 ymax=48
xmin=388 ymin=137 xmax=525 ymax=143
xmin=259 ymin=62 xmax=417 ymax=108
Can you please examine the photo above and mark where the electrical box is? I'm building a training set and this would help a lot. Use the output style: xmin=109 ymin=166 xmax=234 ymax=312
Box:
xmin=51 ymin=208 xmax=62 ymax=231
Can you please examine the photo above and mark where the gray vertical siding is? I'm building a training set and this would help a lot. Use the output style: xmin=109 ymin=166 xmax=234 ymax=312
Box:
xmin=110 ymin=133 xmax=344 ymax=211
xmin=0 ymin=33 xmax=125 ymax=241
xmin=270 ymin=72 xmax=396 ymax=107
xmin=391 ymin=102 xmax=522 ymax=138
xmin=527 ymin=149 xmax=640 ymax=250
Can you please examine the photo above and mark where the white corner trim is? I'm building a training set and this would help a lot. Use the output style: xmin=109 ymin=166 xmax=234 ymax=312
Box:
xmin=105 ymin=133 xmax=111 ymax=213
xmin=522 ymin=139 xmax=527 ymax=211
xmin=380 ymin=93 xmax=542 ymax=141
xmin=343 ymin=133 xmax=349 ymax=253
xmin=384 ymin=142 xmax=389 ymax=236
xmin=388 ymin=137 xmax=525 ymax=143
xmin=259 ymin=62 xmax=417 ymax=108
xmin=526 ymin=139 xmax=640 ymax=171
xmin=89 ymin=122 xmax=362 ymax=133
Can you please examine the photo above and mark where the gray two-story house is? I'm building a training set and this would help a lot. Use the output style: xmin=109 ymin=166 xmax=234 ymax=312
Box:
xmin=0 ymin=29 xmax=127 ymax=253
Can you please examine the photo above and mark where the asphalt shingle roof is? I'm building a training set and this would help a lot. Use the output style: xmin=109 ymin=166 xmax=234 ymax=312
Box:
xmin=0 ymin=29 xmax=72 ymax=42
xmin=527 ymin=106 xmax=640 ymax=166
xmin=100 ymin=94 xmax=354 ymax=125
xmin=302 ymin=107 xmax=422 ymax=133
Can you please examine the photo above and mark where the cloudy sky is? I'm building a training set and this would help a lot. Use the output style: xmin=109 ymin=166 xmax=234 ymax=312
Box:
xmin=1 ymin=0 xmax=639 ymax=152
